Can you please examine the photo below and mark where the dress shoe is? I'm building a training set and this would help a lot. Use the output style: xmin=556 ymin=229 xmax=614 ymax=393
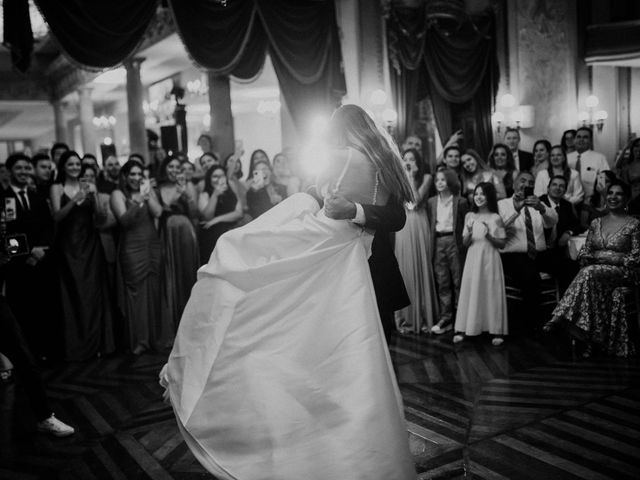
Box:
xmin=431 ymin=323 xmax=452 ymax=335
xmin=37 ymin=414 xmax=75 ymax=437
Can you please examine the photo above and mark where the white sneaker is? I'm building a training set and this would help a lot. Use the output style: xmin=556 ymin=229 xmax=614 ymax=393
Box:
xmin=430 ymin=323 xmax=452 ymax=335
xmin=491 ymin=337 xmax=504 ymax=347
xmin=37 ymin=414 xmax=75 ymax=437
xmin=453 ymin=334 xmax=465 ymax=344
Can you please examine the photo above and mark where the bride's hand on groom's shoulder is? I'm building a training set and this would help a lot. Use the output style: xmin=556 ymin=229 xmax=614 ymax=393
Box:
xmin=325 ymin=193 xmax=356 ymax=220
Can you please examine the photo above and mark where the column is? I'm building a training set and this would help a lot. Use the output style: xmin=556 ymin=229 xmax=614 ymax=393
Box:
xmin=77 ymin=86 xmax=97 ymax=157
xmin=207 ymin=72 xmax=234 ymax=160
xmin=51 ymin=99 xmax=68 ymax=143
xmin=125 ymin=57 xmax=148 ymax=161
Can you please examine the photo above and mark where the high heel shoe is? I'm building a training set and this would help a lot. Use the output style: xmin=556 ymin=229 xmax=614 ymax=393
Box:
xmin=542 ymin=317 xmax=565 ymax=333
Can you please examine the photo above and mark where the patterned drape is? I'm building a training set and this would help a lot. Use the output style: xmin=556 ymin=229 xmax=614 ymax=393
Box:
xmin=387 ymin=5 xmax=498 ymax=157
xmin=8 ymin=0 xmax=344 ymax=131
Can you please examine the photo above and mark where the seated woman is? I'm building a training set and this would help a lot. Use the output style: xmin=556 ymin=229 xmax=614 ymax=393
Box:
xmin=544 ymin=180 xmax=639 ymax=358
xmin=460 ymin=148 xmax=506 ymax=203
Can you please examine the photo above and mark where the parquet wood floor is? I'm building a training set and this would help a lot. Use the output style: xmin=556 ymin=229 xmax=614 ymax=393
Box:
xmin=1 ymin=332 xmax=639 ymax=479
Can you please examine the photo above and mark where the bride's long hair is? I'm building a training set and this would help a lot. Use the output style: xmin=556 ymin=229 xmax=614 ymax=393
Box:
xmin=326 ymin=105 xmax=414 ymax=204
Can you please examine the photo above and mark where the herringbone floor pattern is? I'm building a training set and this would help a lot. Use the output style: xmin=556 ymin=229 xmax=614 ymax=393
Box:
xmin=1 ymin=333 xmax=639 ymax=479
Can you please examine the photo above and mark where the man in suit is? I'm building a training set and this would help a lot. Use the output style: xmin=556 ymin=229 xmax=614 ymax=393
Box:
xmin=505 ymin=128 xmax=534 ymax=173
xmin=498 ymin=171 xmax=558 ymax=331
xmin=1 ymin=153 xmax=58 ymax=361
xmin=538 ymin=175 xmax=581 ymax=292
xmin=324 ymin=193 xmax=409 ymax=344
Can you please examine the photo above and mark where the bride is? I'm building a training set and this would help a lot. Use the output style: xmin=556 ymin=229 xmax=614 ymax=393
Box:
xmin=160 ymin=105 xmax=416 ymax=479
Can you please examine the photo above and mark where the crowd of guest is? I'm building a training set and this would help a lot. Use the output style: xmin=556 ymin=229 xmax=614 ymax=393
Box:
xmin=394 ymin=127 xmax=639 ymax=357
xmin=0 ymin=142 xmax=301 ymax=364
xmin=1 ymin=126 xmax=639 ymax=364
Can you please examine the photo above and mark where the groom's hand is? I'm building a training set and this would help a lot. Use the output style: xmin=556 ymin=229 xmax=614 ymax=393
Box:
xmin=325 ymin=193 xmax=356 ymax=220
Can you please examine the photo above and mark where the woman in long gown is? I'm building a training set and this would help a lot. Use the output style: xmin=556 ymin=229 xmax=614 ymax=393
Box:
xmin=161 ymin=105 xmax=416 ymax=480
xmin=544 ymin=180 xmax=640 ymax=357
xmin=394 ymin=148 xmax=438 ymax=334
xmin=111 ymin=160 xmax=169 ymax=354
xmin=453 ymin=183 xmax=508 ymax=346
xmin=50 ymin=151 xmax=114 ymax=361
xmin=157 ymin=156 xmax=200 ymax=328
xmin=198 ymin=165 xmax=243 ymax=262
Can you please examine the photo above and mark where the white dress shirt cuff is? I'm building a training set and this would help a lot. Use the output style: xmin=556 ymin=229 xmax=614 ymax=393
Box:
xmin=352 ymin=203 xmax=366 ymax=225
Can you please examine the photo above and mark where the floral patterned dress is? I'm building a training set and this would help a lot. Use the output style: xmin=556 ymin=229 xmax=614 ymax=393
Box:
xmin=552 ymin=216 xmax=640 ymax=357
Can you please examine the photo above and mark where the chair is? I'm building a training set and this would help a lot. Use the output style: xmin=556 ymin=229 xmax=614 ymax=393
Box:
xmin=505 ymin=271 xmax=560 ymax=326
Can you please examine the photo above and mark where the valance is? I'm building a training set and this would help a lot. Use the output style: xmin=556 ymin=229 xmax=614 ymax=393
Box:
xmin=4 ymin=0 xmax=345 ymax=132
xmin=387 ymin=6 xmax=497 ymax=157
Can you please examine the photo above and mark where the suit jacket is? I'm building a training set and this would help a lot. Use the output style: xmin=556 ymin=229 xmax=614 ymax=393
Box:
xmin=539 ymin=194 xmax=581 ymax=246
xmin=516 ymin=150 xmax=534 ymax=173
xmin=1 ymin=187 xmax=53 ymax=251
xmin=306 ymin=186 xmax=409 ymax=313
xmin=427 ymin=195 xmax=469 ymax=263
xmin=0 ymin=186 xmax=54 ymax=283
xmin=362 ymin=199 xmax=410 ymax=313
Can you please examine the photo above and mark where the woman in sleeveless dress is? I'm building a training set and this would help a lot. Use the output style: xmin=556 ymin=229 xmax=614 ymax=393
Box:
xmin=161 ymin=105 xmax=416 ymax=479
xmin=157 ymin=156 xmax=200 ymax=329
xmin=50 ymin=151 xmax=114 ymax=361
xmin=198 ymin=165 xmax=243 ymax=262
xmin=111 ymin=160 xmax=170 ymax=355
xmin=394 ymin=148 xmax=439 ymax=334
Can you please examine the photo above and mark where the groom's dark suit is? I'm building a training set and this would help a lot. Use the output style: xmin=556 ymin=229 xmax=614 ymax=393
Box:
xmin=308 ymin=187 xmax=409 ymax=341
xmin=362 ymin=200 xmax=410 ymax=339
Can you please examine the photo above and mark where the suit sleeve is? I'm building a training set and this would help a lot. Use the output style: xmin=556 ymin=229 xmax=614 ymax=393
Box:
xmin=361 ymin=197 xmax=406 ymax=232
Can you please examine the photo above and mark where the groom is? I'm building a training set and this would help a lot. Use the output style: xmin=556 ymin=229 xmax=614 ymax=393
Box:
xmin=324 ymin=193 xmax=409 ymax=343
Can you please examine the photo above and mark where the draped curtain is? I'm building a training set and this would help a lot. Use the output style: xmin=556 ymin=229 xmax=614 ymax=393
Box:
xmin=388 ymin=6 xmax=498 ymax=157
xmin=9 ymin=0 xmax=344 ymax=131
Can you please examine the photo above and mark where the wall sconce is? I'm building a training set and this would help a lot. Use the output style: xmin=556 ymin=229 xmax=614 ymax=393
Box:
xmin=491 ymin=111 xmax=505 ymax=134
xmin=492 ymin=94 xmax=534 ymax=133
xmin=579 ymin=95 xmax=607 ymax=132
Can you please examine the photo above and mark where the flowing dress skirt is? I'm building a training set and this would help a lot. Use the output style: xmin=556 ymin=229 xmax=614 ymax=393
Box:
xmin=165 ymin=193 xmax=414 ymax=480
xmin=454 ymin=215 xmax=508 ymax=336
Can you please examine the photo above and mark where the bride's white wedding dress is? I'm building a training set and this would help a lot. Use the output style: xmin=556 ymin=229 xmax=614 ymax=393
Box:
xmin=163 ymin=149 xmax=415 ymax=480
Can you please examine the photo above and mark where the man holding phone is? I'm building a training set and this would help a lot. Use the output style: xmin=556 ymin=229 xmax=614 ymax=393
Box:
xmin=1 ymin=153 xmax=58 ymax=360
xmin=498 ymin=171 xmax=558 ymax=331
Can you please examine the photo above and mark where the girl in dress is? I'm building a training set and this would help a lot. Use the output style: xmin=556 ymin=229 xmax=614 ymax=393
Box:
xmin=394 ymin=148 xmax=438 ymax=334
xmin=453 ymin=182 xmax=508 ymax=346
